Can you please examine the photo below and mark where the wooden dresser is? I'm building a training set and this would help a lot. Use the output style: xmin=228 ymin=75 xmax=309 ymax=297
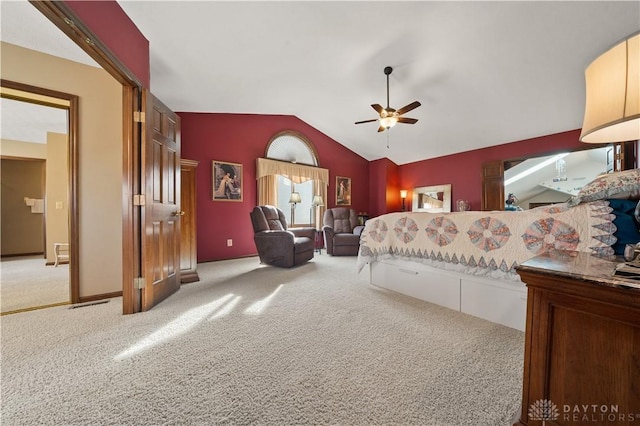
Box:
xmin=514 ymin=250 xmax=640 ymax=426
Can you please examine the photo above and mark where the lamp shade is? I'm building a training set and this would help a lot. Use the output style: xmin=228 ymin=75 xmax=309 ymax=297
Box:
xmin=312 ymin=195 xmax=324 ymax=206
xmin=400 ymin=190 xmax=408 ymax=199
xmin=289 ymin=192 xmax=302 ymax=204
xmin=380 ymin=116 xmax=398 ymax=129
xmin=580 ymin=33 xmax=640 ymax=143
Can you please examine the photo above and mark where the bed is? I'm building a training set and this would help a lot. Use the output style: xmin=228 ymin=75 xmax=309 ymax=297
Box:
xmin=356 ymin=190 xmax=640 ymax=331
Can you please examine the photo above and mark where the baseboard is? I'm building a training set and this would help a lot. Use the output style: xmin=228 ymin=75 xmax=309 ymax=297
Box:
xmin=78 ymin=291 xmax=122 ymax=304
xmin=180 ymin=272 xmax=200 ymax=284
xmin=1 ymin=301 xmax=70 ymax=316
xmin=198 ymin=254 xmax=259 ymax=263
xmin=45 ymin=260 xmax=69 ymax=266
xmin=1 ymin=252 xmax=44 ymax=258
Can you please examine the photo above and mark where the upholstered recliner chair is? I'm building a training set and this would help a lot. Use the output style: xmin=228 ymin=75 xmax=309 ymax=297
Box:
xmin=250 ymin=205 xmax=315 ymax=267
xmin=323 ymin=208 xmax=364 ymax=256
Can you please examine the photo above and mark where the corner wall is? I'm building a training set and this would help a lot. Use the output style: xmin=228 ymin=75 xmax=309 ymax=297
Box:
xmin=368 ymin=158 xmax=401 ymax=217
xmin=45 ymin=132 xmax=69 ymax=264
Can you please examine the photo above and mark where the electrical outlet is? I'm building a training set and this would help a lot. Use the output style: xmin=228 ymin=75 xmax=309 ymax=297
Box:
xmin=227 ymin=239 xmax=233 ymax=247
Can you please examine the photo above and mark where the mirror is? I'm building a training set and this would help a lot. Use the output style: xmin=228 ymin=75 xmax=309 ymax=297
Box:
xmin=412 ymin=184 xmax=451 ymax=212
xmin=503 ymin=147 xmax=610 ymax=210
xmin=482 ymin=144 xmax=636 ymax=211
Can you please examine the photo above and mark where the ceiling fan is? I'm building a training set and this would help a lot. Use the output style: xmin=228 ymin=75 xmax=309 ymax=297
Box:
xmin=355 ymin=66 xmax=421 ymax=132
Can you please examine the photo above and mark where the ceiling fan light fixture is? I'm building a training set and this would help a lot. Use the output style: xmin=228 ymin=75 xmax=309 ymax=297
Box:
xmin=355 ymin=66 xmax=421 ymax=133
xmin=380 ymin=116 xmax=398 ymax=129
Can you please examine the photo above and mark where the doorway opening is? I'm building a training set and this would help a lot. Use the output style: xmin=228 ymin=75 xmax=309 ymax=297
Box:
xmin=0 ymin=83 xmax=78 ymax=314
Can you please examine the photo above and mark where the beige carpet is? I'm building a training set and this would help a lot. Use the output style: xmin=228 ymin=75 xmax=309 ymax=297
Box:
xmin=0 ymin=254 xmax=524 ymax=425
xmin=0 ymin=255 xmax=70 ymax=313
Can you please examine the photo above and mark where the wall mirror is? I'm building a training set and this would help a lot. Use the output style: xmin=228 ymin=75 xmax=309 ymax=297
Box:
xmin=412 ymin=184 xmax=452 ymax=212
xmin=482 ymin=143 xmax=637 ymax=211
xmin=503 ymin=147 xmax=610 ymax=210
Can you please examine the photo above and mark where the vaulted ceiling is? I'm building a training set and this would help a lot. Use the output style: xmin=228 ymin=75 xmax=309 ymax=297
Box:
xmin=2 ymin=1 xmax=639 ymax=165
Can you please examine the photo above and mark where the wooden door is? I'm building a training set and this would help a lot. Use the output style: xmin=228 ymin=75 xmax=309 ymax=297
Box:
xmin=481 ymin=160 xmax=504 ymax=211
xmin=612 ymin=142 xmax=637 ymax=172
xmin=141 ymin=91 xmax=181 ymax=311
xmin=179 ymin=159 xmax=199 ymax=283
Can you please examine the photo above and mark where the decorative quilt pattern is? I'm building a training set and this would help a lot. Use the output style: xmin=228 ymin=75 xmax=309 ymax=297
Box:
xmin=356 ymin=201 xmax=617 ymax=281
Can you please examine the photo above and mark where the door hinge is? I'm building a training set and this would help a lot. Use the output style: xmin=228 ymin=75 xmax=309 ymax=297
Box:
xmin=133 ymin=194 xmax=146 ymax=206
xmin=134 ymin=277 xmax=145 ymax=290
xmin=133 ymin=111 xmax=144 ymax=123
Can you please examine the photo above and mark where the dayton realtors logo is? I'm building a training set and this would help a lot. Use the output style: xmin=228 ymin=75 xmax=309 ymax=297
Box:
xmin=529 ymin=400 xmax=639 ymax=423
xmin=562 ymin=404 xmax=638 ymax=423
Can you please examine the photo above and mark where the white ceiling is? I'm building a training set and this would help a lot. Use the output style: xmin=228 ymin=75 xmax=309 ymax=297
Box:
xmin=0 ymin=1 xmax=99 ymax=68
xmin=0 ymin=98 xmax=68 ymax=144
xmin=2 ymin=1 xmax=639 ymax=165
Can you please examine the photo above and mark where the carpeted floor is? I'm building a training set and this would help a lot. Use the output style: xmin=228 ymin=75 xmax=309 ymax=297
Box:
xmin=0 ymin=254 xmax=524 ymax=425
xmin=0 ymin=255 xmax=70 ymax=313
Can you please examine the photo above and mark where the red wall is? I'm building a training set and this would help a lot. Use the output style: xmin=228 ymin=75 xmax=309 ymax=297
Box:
xmin=179 ymin=113 xmax=369 ymax=262
xmin=62 ymin=0 xmax=150 ymax=88
xmin=368 ymin=158 xmax=401 ymax=217
xmin=399 ymin=129 xmax=586 ymax=210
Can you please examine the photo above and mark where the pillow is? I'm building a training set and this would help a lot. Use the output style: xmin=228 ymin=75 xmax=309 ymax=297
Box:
xmin=608 ymin=199 xmax=640 ymax=255
xmin=567 ymin=168 xmax=640 ymax=207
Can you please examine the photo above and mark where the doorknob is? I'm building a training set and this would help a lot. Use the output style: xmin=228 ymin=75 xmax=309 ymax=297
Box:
xmin=172 ymin=211 xmax=185 ymax=216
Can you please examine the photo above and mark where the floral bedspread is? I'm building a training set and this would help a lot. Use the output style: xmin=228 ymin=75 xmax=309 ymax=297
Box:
xmin=356 ymin=201 xmax=617 ymax=281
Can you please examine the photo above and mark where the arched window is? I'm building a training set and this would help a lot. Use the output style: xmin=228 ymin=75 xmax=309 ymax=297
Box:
xmin=265 ymin=131 xmax=318 ymax=166
xmin=257 ymin=131 xmax=328 ymax=228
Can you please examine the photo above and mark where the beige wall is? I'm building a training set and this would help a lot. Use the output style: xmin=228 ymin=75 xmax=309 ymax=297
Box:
xmin=0 ymin=158 xmax=45 ymax=255
xmin=1 ymin=42 xmax=123 ymax=297
xmin=1 ymin=139 xmax=46 ymax=159
xmin=0 ymin=135 xmax=69 ymax=263
xmin=45 ymin=132 xmax=69 ymax=264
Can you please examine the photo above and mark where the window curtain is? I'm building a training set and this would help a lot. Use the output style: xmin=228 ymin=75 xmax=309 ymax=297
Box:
xmin=257 ymin=174 xmax=277 ymax=206
xmin=256 ymin=158 xmax=329 ymax=227
xmin=256 ymin=158 xmax=328 ymax=184
xmin=313 ymin=179 xmax=327 ymax=230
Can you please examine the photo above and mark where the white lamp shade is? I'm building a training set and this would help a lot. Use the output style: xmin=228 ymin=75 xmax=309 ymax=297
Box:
xmin=312 ymin=195 xmax=324 ymax=206
xmin=289 ymin=192 xmax=302 ymax=204
xmin=380 ymin=116 xmax=398 ymax=129
xmin=400 ymin=190 xmax=408 ymax=198
xmin=580 ymin=33 xmax=640 ymax=143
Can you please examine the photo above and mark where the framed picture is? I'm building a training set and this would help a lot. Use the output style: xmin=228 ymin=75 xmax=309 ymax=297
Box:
xmin=212 ymin=160 xmax=243 ymax=201
xmin=336 ymin=176 xmax=351 ymax=206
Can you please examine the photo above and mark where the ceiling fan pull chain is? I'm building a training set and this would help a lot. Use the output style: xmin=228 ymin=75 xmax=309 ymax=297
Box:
xmin=387 ymin=131 xmax=390 ymax=149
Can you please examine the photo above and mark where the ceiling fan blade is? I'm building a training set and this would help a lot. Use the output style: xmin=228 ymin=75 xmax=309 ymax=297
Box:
xmin=355 ymin=119 xmax=378 ymax=125
xmin=377 ymin=125 xmax=386 ymax=133
xmin=371 ymin=104 xmax=384 ymax=114
xmin=397 ymin=117 xmax=418 ymax=124
xmin=396 ymin=101 xmax=421 ymax=116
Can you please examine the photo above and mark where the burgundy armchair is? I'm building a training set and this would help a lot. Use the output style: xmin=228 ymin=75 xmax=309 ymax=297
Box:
xmin=322 ymin=208 xmax=364 ymax=256
xmin=250 ymin=205 xmax=315 ymax=267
